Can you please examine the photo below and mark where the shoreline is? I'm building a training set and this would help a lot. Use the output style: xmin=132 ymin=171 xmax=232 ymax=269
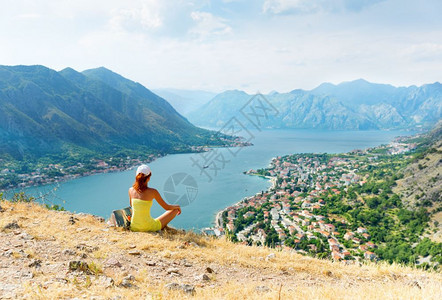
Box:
xmin=1 ymin=140 xmax=251 ymax=193
xmin=209 ymin=129 xmax=418 ymax=233
xmin=210 ymin=174 xmax=276 ymax=231
xmin=0 ymin=157 xmax=161 ymax=193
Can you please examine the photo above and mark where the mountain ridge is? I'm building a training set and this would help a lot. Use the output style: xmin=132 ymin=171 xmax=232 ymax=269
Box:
xmin=0 ymin=65 xmax=226 ymax=162
xmin=188 ymin=79 xmax=442 ymax=130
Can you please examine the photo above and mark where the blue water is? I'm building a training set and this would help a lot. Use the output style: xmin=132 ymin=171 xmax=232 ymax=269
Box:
xmin=8 ymin=129 xmax=412 ymax=230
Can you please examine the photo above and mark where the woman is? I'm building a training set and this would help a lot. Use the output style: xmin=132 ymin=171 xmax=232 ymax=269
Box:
xmin=129 ymin=164 xmax=181 ymax=232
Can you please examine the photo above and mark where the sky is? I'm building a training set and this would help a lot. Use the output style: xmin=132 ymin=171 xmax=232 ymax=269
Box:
xmin=1 ymin=0 xmax=441 ymax=93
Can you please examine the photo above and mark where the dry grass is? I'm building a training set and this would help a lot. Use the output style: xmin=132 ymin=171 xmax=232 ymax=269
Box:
xmin=1 ymin=200 xmax=441 ymax=299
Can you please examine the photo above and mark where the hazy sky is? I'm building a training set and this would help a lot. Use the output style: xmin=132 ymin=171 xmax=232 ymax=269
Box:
xmin=1 ymin=0 xmax=441 ymax=93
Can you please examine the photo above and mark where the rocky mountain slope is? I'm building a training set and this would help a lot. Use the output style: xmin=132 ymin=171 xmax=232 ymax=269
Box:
xmin=393 ymin=122 xmax=442 ymax=242
xmin=0 ymin=200 xmax=441 ymax=299
xmin=0 ymin=65 xmax=222 ymax=161
xmin=188 ymin=79 xmax=442 ymax=130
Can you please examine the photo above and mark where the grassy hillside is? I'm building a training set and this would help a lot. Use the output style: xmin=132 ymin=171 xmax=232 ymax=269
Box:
xmin=0 ymin=200 xmax=441 ymax=299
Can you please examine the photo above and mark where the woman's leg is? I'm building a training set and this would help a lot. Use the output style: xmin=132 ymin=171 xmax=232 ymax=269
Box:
xmin=157 ymin=209 xmax=179 ymax=229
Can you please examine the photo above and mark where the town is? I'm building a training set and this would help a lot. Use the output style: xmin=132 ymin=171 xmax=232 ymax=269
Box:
xmin=208 ymin=139 xmax=419 ymax=263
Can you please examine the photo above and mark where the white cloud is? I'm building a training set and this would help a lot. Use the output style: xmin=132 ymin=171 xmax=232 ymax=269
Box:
xmin=190 ymin=11 xmax=232 ymax=39
xmin=402 ymin=43 xmax=442 ymax=62
xmin=16 ymin=13 xmax=41 ymax=19
xmin=262 ymin=0 xmax=386 ymax=15
xmin=263 ymin=0 xmax=321 ymax=14
xmin=109 ymin=0 xmax=163 ymax=32
xmin=0 ymin=0 xmax=441 ymax=93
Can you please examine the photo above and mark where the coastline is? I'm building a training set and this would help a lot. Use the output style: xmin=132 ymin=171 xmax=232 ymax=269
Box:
xmin=1 ymin=138 xmax=252 ymax=193
xmin=3 ymin=129 xmax=416 ymax=231
xmin=0 ymin=156 xmax=162 ymax=193
xmin=209 ymin=129 xmax=417 ymax=233
xmin=211 ymin=174 xmax=276 ymax=231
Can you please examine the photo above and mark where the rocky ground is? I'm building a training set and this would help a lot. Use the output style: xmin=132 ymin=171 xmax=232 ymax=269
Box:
xmin=0 ymin=201 xmax=441 ymax=299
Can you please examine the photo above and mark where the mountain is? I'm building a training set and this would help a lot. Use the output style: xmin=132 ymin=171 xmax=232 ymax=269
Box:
xmin=188 ymin=80 xmax=442 ymax=130
xmin=393 ymin=121 xmax=442 ymax=241
xmin=152 ymin=88 xmax=216 ymax=116
xmin=0 ymin=65 xmax=223 ymax=161
xmin=187 ymin=90 xmax=250 ymax=128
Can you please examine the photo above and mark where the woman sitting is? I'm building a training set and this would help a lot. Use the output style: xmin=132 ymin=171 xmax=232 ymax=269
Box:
xmin=129 ymin=164 xmax=181 ymax=232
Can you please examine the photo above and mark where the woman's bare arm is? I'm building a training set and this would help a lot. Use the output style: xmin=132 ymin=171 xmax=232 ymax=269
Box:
xmin=128 ymin=189 xmax=132 ymax=207
xmin=153 ymin=189 xmax=181 ymax=214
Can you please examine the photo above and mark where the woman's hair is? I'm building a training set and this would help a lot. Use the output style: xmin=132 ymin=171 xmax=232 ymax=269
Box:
xmin=133 ymin=173 xmax=151 ymax=193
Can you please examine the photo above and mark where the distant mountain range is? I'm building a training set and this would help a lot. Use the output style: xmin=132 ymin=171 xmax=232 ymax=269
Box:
xmin=0 ymin=65 xmax=223 ymax=160
xmin=152 ymin=88 xmax=216 ymax=115
xmin=188 ymin=79 xmax=442 ymax=130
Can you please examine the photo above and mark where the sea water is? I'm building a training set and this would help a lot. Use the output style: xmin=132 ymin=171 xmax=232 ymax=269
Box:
xmin=8 ymin=129 xmax=412 ymax=230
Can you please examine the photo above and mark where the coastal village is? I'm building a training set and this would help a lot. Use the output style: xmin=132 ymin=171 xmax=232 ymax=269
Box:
xmin=0 ymin=155 xmax=156 ymax=191
xmin=0 ymin=136 xmax=248 ymax=191
xmin=210 ymin=139 xmax=417 ymax=262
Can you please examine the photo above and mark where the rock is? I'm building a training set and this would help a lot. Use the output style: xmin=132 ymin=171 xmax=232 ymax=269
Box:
xmin=3 ymin=221 xmax=20 ymax=230
xmin=189 ymin=242 xmax=199 ymax=248
xmin=62 ymin=249 xmax=76 ymax=256
xmin=18 ymin=250 xmax=30 ymax=258
xmin=68 ymin=261 xmax=91 ymax=274
xmin=123 ymin=275 xmax=135 ymax=281
xmin=255 ymin=285 xmax=271 ymax=293
xmin=18 ymin=232 xmax=34 ymax=240
xmin=408 ymin=280 xmax=421 ymax=289
xmin=105 ymin=258 xmax=122 ymax=268
xmin=119 ymin=280 xmax=132 ymax=288
xmin=265 ymin=253 xmax=275 ymax=261
xmin=206 ymin=267 xmax=214 ymax=273
xmin=146 ymin=261 xmax=156 ymax=266
xmin=76 ymin=227 xmax=89 ymax=232
xmin=165 ymin=283 xmax=180 ymax=290
xmin=128 ymin=250 xmax=141 ymax=256
xmin=55 ymin=277 xmax=69 ymax=284
xmin=68 ymin=216 xmax=78 ymax=225
xmin=119 ymin=275 xmax=135 ymax=288
xmin=0 ymin=283 xmax=19 ymax=299
xmin=3 ymin=250 xmax=13 ymax=257
xmin=165 ymin=283 xmax=195 ymax=295
xmin=166 ymin=267 xmax=181 ymax=275
xmin=28 ymin=259 xmax=42 ymax=268
xmin=195 ymin=274 xmax=210 ymax=281
xmin=94 ymin=216 xmax=105 ymax=223
xmin=127 ymin=245 xmax=136 ymax=249
xmin=98 ymin=276 xmax=114 ymax=288
xmin=75 ymin=244 xmax=98 ymax=253
xmin=184 ymin=263 xmax=192 ymax=267
xmin=76 ymin=213 xmax=89 ymax=217
xmin=21 ymin=272 xmax=34 ymax=279
xmin=0 ymin=205 xmax=4 ymax=212
xmin=181 ymin=284 xmax=196 ymax=295
xmin=324 ymin=270 xmax=333 ymax=277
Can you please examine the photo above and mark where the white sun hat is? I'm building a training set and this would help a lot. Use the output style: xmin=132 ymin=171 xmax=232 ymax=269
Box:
xmin=136 ymin=164 xmax=151 ymax=176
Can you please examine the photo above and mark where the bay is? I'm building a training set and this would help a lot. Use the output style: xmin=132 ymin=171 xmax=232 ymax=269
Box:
xmin=8 ymin=129 xmax=412 ymax=230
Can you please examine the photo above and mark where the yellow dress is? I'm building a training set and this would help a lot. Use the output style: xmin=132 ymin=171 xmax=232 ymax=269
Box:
xmin=130 ymin=198 xmax=162 ymax=232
